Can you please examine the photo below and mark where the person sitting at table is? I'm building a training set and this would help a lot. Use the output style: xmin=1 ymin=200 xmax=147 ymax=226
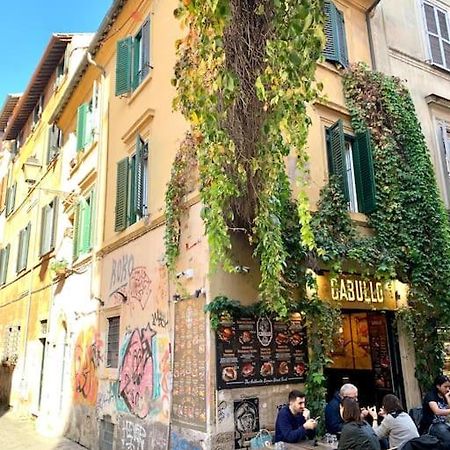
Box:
xmin=325 ymin=383 xmax=370 ymax=434
xmin=369 ymin=394 xmax=418 ymax=450
xmin=338 ymin=398 xmax=380 ymax=450
xmin=275 ymin=390 xmax=318 ymax=443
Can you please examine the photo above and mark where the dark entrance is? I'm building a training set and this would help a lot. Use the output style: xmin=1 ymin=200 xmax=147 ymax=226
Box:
xmin=324 ymin=311 xmax=405 ymax=409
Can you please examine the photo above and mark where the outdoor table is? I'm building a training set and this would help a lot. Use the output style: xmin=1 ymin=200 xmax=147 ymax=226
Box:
xmin=265 ymin=440 xmax=337 ymax=450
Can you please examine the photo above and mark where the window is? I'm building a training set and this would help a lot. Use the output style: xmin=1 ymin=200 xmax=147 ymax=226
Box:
xmin=5 ymin=183 xmax=16 ymax=217
xmin=55 ymin=51 xmax=67 ymax=88
xmin=106 ymin=317 xmax=120 ymax=368
xmin=40 ymin=198 xmax=58 ymax=256
xmin=33 ymin=94 xmax=44 ymax=125
xmin=76 ymin=84 xmax=99 ymax=152
xmin=47 ymin=124 xmax=63 ymax=163
xmin=115 ymin=17 xmax=151 ymax=96
xmin=100 ymin=416 xmax=114 ymax=450
xmin=423 ymin=2 xmax=450 ymax=70
xmin=0 ymin=244 xmax=10 ymax=285
xmin=326 ymin=120 xmax=376 ymax=214
xmin=2 ymin=325 xmax=20 ymax=365
xmin=17 ymin=223 xmax=31 ymax=273
xmin=73 ymin=191 xmax=94 ymax=259
xmin=115 ymin=137 xmax=149 ymax=232
xmin=437 ymin=122 xmax=450 ymax=203
xmin=323 ymin=0 xmax=349 ymax=67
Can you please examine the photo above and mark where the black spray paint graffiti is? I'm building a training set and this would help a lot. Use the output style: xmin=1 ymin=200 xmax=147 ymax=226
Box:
xmin=152 ymin=309 xmax=169 ymax=328
xmin=234 ymin=398 xmax=259 ymax=449
xmin=110 ymin=254 xmax=135 ymax=290
xmin=119 ymin=324 xmax=156 ymax=418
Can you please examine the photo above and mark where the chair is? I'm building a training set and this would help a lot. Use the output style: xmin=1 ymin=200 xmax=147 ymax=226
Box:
xmin=408 ymin=407 xmax=423 ymax=431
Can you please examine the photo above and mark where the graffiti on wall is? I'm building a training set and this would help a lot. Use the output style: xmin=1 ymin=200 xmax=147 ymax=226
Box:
xmin=152 ymin=309 xmax=169 ymax=328
xmin=109 ymin=255 xmax=152 ymax=311
xmin=73 ymin=327 xmax=103 ymax=406
xmin=170 ymin=432 xmax=202 ymax=450
xmin=119 ymin=418 xmax=148 ymax=450
xmin=234 ymin=398 xmax=260 ymax=449
xmin=119 ymin=324 xmax=156 ymax=418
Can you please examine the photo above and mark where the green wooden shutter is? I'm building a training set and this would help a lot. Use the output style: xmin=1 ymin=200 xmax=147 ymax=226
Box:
xmin=23 ymin=223 xmax=31 ymax=270
xmin=328 ymin=120 xmax=349 ymax=201
xmin=0 ymin=244 xmax=10 ymax=285
xmin=116 ymin=37 xmax=133 ymax=96
xmin=336 ymin=9 xmax=349 ymax=67
xmin=50 ymin=198 xmax=59 ymax=250
xmin=16 ymin=230 xmax=23 ymax=273
xmin=5 ymin=187 xmax=10 ymax=217
xmin=115 ymin=158 xmax=129 ymax=231
xmin=354 ymin=130 xmax=376 ymax=214
xmin=39 ymin=205 xmax=47 ymax=256
xmin=76 ymin=103 xmax=88 ymax=151
xmin=73 ymin=204 xmax=81 ymax=260
xmin=323 ymin=1 xmax=348 ymax=67
xmin=141 ymin=19 xmax=151 ymax=80
xmin=129 ymin=155 xmax=137 ymax=225
xmin=135 ymin=137 xmax=145 ymax=218
xmin=81 ymin=194 xmax=93 ymax=252
xmin=132 ymin=36 xmax=141 ymax=90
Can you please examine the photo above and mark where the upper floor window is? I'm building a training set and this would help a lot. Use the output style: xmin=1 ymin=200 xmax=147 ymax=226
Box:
xmin=17 ymin=223 xmax=31 ymax=273
xmin=55 ymin=51 xmax=68 ymax=89
xmin=0 ymin=244 xmax=10 ymax=286
xmin=106 ymin=316 xmax=120 ymax=368
xmin=33 ymin=94 xmax=44 ymax=125
xmin=39 ymin=198 xmax=58 ymax=257
xmin=323 ymin=0 xmax=349 ymax=67
xmin=47 ymin=124 xmax=63 ymax=164
xmin=114 ymin=136 xmax=149 ymax=232
xmin=437 ymin=121 xmax=450 ymax=204
xmin=76 ymin=83 xmax=99 ymax=152
xmin=115 ymin=17 xmax=151 ymax=96
xmin=5 ymin=182 xmax=16 ymax=218
xmin=73 ymin=190 xmax=94 ymax=260
xmin=423 ymin=1 xmax=450 ymax=70
xmin=326 ymin=120 xmax=376 ymax=214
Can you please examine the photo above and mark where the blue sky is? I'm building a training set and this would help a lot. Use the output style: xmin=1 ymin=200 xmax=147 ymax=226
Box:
xmin=0 ymin=0 xmax=112 ymax=102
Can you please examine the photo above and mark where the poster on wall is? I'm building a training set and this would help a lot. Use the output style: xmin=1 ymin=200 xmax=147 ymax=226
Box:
xmin=234 ymin=398 xmax=260 ymax=449
xmin=172 ymin=298 xmax=207 ymax=431
xmin=216 ymin=315 xmax=308 ymax=390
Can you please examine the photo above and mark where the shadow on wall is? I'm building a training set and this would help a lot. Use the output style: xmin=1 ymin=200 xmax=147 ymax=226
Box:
xmin=0 ymin=362 xmax=15 ymax=416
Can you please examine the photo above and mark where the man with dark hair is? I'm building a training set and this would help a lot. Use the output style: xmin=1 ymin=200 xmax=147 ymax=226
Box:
xmin=275 ymin=390 xmax=317 ymax=443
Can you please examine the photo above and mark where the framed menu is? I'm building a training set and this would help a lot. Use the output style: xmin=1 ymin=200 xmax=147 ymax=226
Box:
xmin=216 ymin=315 xmax=308 ymax=390
xmin=172 ymin=298 xmax=207 ymax=430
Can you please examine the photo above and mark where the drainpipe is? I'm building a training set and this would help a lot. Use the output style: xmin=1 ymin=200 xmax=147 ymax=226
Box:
xmin=366 ymin=0 xmax=383 ymax=71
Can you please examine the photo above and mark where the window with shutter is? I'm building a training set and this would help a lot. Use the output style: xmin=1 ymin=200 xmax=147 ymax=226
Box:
xmin=0 ymin=244 xmax=10 ymax=285
xmin=47 ymin=124 xmax=62 ymax=163
xmin=73 ymin=204 xmax=81 ymax=260
xmin=76 ymin=103 xmax=88 ymax=151
xmin=17 ymin=223 xmax=31 ymax=273
xmin=115 ymin=158 xmax=129 ymax=231
xmin=39 ymin=199 xmax=58 ymax=256
xmin=326 ymin=121 xmax=376 ymax=214
xmin=115 ymin=18 xmax=151 ymax=96
xmin=5 ymin=183 xmax=16 ymax=217
xmin=134 ymin=136 xmax=148 ymax=220
xmin=76 ymin=191 xmax=94 ymax=256
xmin=116 ymin=37 xmax=133 ymax=96
xmin=438 ymin=122 xmax=450 ymax=205
xmin=323 ymin=1 xmax=349 ymax=67
xmin=423 ymin=2 xmax=450 ymax=70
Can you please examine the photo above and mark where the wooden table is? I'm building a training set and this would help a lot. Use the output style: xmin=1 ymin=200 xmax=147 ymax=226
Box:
xmin=266 ymin=440 xmax=337 ymax=449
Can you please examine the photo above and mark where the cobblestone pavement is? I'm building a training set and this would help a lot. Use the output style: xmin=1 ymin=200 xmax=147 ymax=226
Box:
xmin=0 ymin=410 xmax=86 ymax=450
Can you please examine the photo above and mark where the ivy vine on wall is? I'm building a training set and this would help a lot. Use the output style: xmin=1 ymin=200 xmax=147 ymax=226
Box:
xmin=343 ymin=63 xmax=450 ymax=389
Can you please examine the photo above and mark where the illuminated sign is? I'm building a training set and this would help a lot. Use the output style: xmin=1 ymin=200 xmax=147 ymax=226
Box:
xmin=317 ymin=273 xmax=397 ymax=310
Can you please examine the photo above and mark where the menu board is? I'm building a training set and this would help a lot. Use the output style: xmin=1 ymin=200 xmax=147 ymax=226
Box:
xmin=172 ymin=299 xmax=207 ymax=430
xmin=216 ymin=315 xmax=308 ymax=390
xmin=368 ymin=314 xmax=393 ymax=390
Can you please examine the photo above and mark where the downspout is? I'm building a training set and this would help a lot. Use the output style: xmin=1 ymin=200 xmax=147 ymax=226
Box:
xmin=366 ymin=0 xmax=383 ymax=71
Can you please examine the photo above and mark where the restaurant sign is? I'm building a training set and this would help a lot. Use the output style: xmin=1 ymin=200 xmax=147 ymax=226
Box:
xmin=317 ymin=273 xmax=397 ymax=310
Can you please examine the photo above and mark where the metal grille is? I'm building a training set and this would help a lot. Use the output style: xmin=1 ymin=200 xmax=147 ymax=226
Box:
xmin=100 ymin=417 xmax=114 ymax=450
xmin=106 ymin=316 xmax=120 ymax=368
xmin=2 ymin=325 xmax=21 ymax=364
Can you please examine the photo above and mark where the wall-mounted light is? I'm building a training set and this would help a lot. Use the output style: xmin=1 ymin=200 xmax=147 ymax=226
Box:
xmin=22 ymin=156 xmax=42 ymax=185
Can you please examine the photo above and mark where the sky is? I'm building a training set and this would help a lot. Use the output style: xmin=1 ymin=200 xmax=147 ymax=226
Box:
xmin=0 ymin=0 xmax=113 ymax=102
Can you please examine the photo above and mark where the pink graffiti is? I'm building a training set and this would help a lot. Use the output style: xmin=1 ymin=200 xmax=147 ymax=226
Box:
xmin=128 ymin=267 xmax=152 ymax=310
xmin=119 ymin=324 xmax=156 ymax=418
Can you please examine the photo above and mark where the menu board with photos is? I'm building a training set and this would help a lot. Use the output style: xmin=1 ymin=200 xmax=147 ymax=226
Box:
xmin=172 ymin=298 xmax=207 ymax=431
xmin=368 ymin=314 xmax=393 ymax=391
xmin=216 ymin=315 xmax=308 ymax=390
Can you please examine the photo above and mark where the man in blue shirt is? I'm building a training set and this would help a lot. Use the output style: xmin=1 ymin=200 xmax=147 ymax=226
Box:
xmin=275 ymin=390 xmax=317 ymax=443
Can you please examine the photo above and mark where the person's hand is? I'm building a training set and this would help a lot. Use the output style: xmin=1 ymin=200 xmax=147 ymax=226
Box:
xmin=303 ymin=407 xmax=310 ymax=420
xmin=368 ymin=406 xmax=377 ymax=420
xmin=304 ymin=418 xmax=317 ymax=430
xmin=360 ymin=407 xmax=369 ymax=418
xmin=378 ymin=406 xmax=386 ymax=417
